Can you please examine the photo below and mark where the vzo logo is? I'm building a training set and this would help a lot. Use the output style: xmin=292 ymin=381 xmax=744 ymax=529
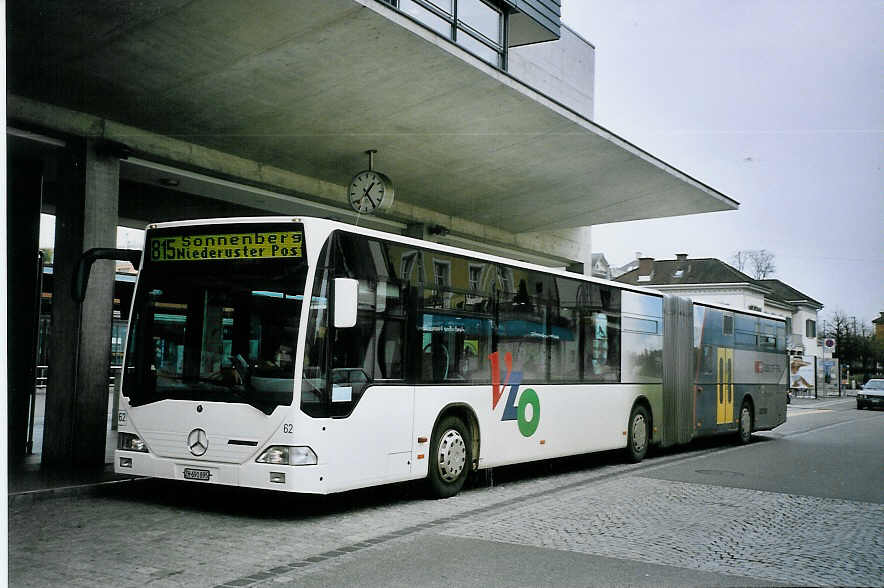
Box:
xmin=489 ymin=351 xmax=540 ymax=437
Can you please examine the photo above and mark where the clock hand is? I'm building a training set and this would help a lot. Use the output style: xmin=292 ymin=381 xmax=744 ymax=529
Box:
xmin=363 ymin=183 xmax=377 ymax=206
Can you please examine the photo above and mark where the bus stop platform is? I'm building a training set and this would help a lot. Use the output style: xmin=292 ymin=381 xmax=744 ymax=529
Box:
xmin=7 ymin=462 xmax=145 ymax=507
xmin=8 ymin=431 xmax=146 ymax=507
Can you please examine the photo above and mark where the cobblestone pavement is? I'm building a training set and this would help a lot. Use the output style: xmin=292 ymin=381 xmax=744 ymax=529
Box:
xmin=443 ymin=476 xmax=884 ymax=587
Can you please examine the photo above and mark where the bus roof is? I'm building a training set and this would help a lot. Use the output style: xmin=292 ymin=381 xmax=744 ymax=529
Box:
xmin=146 ymin=215 xmax=786 ymax=322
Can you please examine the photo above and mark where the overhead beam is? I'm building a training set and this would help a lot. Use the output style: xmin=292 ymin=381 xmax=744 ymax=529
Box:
xmin=9 ymin=96 xmax=589 ymax=265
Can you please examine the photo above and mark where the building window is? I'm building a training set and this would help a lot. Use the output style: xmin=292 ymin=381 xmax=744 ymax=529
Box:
xmin=433 ymin=259 xmax=451 ymax=288
xmin=400 ymin=251 xmax=419 ymax=282
xmin=805 ymin=319 xmax=816 ymax=338
xmin=468 ymin=264 xmax=483 ymax=292
xmin=723 ymin=315 xmax=734 ymax=336
xmin=380 ymin=0 xmax=506 ymax=68
xmin=748 ymin=304 xmax=762 ymax=312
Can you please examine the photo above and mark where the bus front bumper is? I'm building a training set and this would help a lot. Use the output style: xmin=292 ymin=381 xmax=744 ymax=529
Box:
xmin=114 ymin=450 xmax=329 ymax=493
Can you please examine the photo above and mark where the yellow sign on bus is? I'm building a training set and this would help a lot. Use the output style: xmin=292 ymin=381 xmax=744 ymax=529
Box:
xmin=150 ymin=231 xmax=304 ymax=262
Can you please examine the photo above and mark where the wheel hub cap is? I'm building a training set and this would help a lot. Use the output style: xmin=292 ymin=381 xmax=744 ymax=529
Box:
xmin=437 ymin=429 xmax=466 ymax=482
xmin=632 ymin=415 xmax=647 ymax=453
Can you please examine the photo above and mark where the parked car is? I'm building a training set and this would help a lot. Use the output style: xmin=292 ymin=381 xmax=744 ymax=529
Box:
xmin=856 ymin=378 xmax=884 ymax=410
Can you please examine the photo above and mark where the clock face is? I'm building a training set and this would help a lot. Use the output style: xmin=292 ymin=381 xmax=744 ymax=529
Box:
xmin=348 ymin=170 xmax=393 ymax=214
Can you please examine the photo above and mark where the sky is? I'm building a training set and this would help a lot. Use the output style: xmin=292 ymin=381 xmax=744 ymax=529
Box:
xmin=562 ymin=0 xmax=883 ymax=327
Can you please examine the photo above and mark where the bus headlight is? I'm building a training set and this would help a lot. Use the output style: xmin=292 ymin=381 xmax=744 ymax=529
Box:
xmin=118 ymin=432 xmax=149 ymax=452
xmin=256 ymin=446 xmax=317 ymax=466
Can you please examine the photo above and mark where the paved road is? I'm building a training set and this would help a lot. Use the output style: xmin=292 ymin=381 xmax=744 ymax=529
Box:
xmin=9 ymin=398 xmax=883 ymax=587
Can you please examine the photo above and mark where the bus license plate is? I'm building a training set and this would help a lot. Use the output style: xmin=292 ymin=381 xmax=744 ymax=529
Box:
xmin=183 ymin=468 xmax=210 ymax=481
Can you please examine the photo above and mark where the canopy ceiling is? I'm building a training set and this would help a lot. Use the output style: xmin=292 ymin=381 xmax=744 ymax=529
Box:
xmin=7 ymin=0 xmax=737 ymax=232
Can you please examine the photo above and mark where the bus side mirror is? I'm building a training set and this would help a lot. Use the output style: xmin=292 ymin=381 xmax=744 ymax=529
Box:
xmin=333 ymin=278 xmax=358 ymax=328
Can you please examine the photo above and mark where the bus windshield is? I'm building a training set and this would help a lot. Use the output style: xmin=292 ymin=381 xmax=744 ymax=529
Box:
xmin=123 ymin=225 xmax=308 ymax=415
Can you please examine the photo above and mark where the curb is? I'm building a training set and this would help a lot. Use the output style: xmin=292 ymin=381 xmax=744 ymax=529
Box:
xmin=8 ymin=475 xmax=150 ymax=508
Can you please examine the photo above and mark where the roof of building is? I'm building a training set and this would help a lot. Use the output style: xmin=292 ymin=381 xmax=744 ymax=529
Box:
xmin=755 ymin=279 xmax=823 ymax=309
xmin=872 ymin=312 xmax=884 ymax=325
xmin=616 ymin=258 xmax=759 ymax=287
xmin=591 ymin=253 xmax=609 ymax=266
xmin=615 ymin=257 xmax=824 ymax=310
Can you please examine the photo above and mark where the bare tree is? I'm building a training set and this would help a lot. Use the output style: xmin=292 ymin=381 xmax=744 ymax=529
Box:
xmin=747 ymin=249 xmax=776 ymax=279
xmin=730 ymin=249 xmax=775 ymax=278
xmin=730 ymin=250 xmax=749 ymax=272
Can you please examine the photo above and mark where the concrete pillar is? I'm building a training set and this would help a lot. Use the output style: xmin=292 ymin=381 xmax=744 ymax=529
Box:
xmin=568 ymin=226 xmax=592 ymax=276
xmin=43 ymin=139 xmax=120 ymax=467
xmin=6 ymin=156 xmax=43 ymax=461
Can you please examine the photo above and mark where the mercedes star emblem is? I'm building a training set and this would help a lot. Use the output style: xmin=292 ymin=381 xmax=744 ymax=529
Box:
xmin=187 ymin=428 xmax=208 ymax=457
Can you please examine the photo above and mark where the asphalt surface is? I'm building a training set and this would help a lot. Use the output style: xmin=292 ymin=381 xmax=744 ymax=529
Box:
xmin=8 ymin=397 xmax=883 ymax=587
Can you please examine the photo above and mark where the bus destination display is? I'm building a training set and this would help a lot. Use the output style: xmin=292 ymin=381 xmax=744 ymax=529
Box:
xmin=150 ymin=230 xmax=304 ymax=262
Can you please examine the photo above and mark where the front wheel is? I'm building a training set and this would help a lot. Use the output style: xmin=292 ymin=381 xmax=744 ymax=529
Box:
xmin=426 ymin=416 xmax=471 ymax=499
xmin=626 ymin=405 xmax=649 ymax=463
xmin=737 ymin=401 xmax=753 ymax=444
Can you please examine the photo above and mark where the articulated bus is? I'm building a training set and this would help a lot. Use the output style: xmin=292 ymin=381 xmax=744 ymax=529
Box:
xmin=106 ymin=216 xmax=787 ymax=498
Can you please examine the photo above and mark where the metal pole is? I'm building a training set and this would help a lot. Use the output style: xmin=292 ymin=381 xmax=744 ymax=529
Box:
xmin=27 ymin=250 xmax=45 ymax=454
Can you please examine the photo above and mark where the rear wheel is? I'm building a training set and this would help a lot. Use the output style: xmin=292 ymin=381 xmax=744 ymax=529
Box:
xmin=626 ymin=405 xmax=649 ymax=463
xmin=737 ymin=401 xmax=753 ymax=444
xmin=427 ymin=415 xmax=471 ymax=499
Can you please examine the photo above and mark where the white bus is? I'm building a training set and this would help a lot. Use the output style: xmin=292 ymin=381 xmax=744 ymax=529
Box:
xmin=104 ymin=216 xmax=787 ymax=498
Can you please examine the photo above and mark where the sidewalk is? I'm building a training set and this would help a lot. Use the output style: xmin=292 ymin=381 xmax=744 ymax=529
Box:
xmin=8 ymin=430 xmax=146 ymax=507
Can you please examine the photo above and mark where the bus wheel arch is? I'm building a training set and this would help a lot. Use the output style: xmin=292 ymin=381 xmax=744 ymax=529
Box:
xmin=626 ymin=399 xmax=651 ymax=463
xmin=737 ymin=396 xmax=754 ymax=444
xmin=426 ymin=404 xmax=480 ymax=498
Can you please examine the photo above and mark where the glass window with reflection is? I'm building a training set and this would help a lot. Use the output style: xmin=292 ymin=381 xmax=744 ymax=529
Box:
xmin=550 ymin=277 xmax=581 ymax=382
xmin=497 ymin=266 xmax=553 ymax=383
xmin=387 ymin=0 xmax=505 ymax=67
xmin=620 ymin=291 xmax=663 ymax=383
xmin=419 ymin=250 xmax=493 ymax=384
xmin=579 ymin=282 xmax=621 ymax=383
xmin=302 ymin=233 xmax=406 ymax=418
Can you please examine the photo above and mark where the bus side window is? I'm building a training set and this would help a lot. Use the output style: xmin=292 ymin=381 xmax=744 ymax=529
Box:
xmin=579 ymin=283 xmax=621 ymax=383
xmin=312 ymin=234 xmax=409 ymax=417
xmin=417 ymin=250 xmax=493 ymax=384
xmin=620 ymin=291 xmax=663 ymax=383
xmin=496 ymin=265 xmax=552 ymax=383
xmin=550 ymin=277 xmax=581 ymax=382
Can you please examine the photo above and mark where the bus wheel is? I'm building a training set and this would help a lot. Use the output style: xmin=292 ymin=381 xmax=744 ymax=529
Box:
xmin=626 ymin=405 xmax=649 ymax=463
xmin=737 ymin=401 xmax=753 ymax=444
xmin=427 ymin=415 xmax=471 ymax=499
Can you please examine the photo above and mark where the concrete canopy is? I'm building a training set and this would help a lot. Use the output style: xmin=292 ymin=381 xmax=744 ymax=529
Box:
xmin=7 ymin=0 xmax=737 ymax=233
